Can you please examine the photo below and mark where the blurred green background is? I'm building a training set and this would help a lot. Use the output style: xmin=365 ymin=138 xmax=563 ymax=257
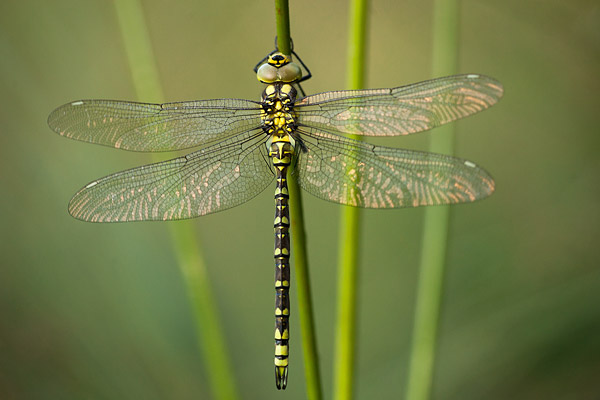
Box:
xmin=1 ymin=0 xmax=599 ymax=399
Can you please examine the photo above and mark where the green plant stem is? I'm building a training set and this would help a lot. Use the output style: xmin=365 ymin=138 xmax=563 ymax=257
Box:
xmin=405 ymin=1 xmax=459 ymax=400
xmin=113 ymin=1 xmax=238 ymax=399
xmin=274 ymin=1 xmax=322 ymax=398
xmin=274 ymin=0 xmax=291 ymax=53
xmin=333 ymin=1 xmax=369 ymax=399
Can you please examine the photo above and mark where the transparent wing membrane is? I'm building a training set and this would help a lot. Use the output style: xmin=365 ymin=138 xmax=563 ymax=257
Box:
xmin=294 ymin=127 xmax=495 ymax=208
xmin=295 ymin=74 xmax=503 ymax=137
xmin=68 ymin=130 xmax=273 ymax=222
xmin=51 ymin=74 xmax=502 ymax=222
xmin=48 ymin=99 xmax=262 ymax=151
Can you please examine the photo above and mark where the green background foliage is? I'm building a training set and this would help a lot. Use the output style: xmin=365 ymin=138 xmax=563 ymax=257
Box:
xmin=1 ymin=0 xmax=598 ymax=398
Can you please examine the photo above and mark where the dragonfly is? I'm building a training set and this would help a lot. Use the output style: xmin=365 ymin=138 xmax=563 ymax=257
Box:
xmin=48 ymin=47 xmax=503 ymax=390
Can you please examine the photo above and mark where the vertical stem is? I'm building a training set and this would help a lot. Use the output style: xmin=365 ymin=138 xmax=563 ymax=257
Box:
xmin=112 ymin=1 xmax=238 ymax=399
xmin=405 ymin=2 xmax=459 ymax=400
xmin=274 ymin=0 xmax=291 ymax=54
xmin=333 ymin=1 xmax=369 ymax=399
xmin=274 ymin=1 xmax=323 ymax=398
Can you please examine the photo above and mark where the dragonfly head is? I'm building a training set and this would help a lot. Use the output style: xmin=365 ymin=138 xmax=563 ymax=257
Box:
xmin=257 ymin=52 xmax=302 ymax=84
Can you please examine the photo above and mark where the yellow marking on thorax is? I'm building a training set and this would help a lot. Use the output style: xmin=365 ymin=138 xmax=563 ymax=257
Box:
xmin=265 ymin=85 xmax=276 ymax=96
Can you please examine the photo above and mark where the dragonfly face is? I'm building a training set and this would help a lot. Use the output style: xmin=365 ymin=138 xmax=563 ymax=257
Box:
xmin=48 ymin=48 xmax=503 ymax=390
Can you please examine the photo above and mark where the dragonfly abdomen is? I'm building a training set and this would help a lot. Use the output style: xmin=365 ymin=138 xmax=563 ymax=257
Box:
xmin=270 ymin=137 xmax=294 ymax=390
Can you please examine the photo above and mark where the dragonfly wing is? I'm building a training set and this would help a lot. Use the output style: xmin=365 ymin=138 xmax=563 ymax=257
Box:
xmin=295 ymin=74 xmax=503 ymax=137
xmin=294 ymin=128 xmax=495 ymax=208
xmin=48 ymin=99 xmax=262 ymax=151
xmin=68 ymin=130 xmax=274 ymax=222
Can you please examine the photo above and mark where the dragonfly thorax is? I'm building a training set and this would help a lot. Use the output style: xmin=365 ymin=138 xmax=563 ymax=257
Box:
xmin=262 ymin=82 xmax=297 ymax=169
xmin=261 ymin=83 xmax=297 ymax=136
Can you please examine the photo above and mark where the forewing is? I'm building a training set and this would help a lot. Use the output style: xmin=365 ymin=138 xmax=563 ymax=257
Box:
xmin=48 ymin=99 xmax=261 ymax=151
xmin=294 ymin=128 xmax=495 ymax=208
xmin=68 ymin=130 xmax=274 ymax=222
xmin=295 ymin=74 xmax=503 ymax=137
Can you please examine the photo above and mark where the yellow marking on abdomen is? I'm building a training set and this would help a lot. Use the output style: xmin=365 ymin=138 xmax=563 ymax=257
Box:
xmin=275 ymin=345 xmax=289 ymax=356
xmin=275 ymin=358 xmax=288 ymax=367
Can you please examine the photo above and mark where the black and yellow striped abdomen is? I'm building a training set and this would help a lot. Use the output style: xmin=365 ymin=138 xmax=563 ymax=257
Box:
xmin=272 ymin=138 xmax=292 ymax=389
xmin=262 ymin=81 xmax=298 ymax=390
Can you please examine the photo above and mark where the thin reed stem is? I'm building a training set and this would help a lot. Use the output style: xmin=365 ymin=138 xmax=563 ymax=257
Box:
xmin=405 ymin=1 xmax=459 ymax=400
xmin=333 ymin=0 xmax=369 ymax=399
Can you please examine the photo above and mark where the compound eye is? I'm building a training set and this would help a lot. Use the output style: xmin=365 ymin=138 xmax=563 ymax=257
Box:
xmin=257 ymin=63 xmax=278 ymax=83
xmin=277 ymin=63 xmax=302 ymax=83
